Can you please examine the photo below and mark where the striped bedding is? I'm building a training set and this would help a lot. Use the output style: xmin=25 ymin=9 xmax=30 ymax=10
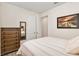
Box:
xmin=17 ymin=37 xmax=72 ymax=56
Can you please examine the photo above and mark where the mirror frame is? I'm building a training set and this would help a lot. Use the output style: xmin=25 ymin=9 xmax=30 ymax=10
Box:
xmin=20 ymin=21 xmax=26 ymax=39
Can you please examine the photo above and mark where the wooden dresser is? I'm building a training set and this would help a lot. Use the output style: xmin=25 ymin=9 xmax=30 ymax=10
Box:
xmin=0 ymin=28 xmax=21 ymax=56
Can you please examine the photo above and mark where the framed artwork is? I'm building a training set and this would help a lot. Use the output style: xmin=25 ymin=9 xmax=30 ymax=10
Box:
xmin=57 ymin=13 xmax=79 ymax=28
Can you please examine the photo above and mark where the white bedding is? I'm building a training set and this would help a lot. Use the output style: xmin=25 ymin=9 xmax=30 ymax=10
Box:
xmin=17 ymin=37 xmax=73 ymax=56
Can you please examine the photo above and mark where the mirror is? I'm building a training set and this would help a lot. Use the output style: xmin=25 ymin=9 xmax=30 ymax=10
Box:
xmin=20 ymin=21 xmax=26 ymax=39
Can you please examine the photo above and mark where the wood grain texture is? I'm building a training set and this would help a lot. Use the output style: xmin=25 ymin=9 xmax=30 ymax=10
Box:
xmin=1 ymin=27 xmax=21 ymax=56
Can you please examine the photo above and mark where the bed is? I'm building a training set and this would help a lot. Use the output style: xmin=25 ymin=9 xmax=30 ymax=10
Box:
xmin=17 ymin=37 xmax=74 ymax=56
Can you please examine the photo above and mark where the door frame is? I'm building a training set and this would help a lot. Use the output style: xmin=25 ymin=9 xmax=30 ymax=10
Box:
xmin=41 ymin=15 xmax=48 ymax=37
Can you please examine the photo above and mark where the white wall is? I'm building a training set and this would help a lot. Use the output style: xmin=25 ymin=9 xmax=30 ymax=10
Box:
xmin=0 ymin=3 xmax=38 ymax=27
xmin=0 ymin=3 xmax=2 ymax=27
xmin=40 ymin=2 xmax=79 ymax=39
xmin=0 ymin=3 xmax=41 ymax=40
xmin=0 ymin=3 xmax=2 ymax=54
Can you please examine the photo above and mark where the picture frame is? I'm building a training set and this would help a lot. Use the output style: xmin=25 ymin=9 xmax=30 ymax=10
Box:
xmin=57 ymin=13 xmax=79 ymax=29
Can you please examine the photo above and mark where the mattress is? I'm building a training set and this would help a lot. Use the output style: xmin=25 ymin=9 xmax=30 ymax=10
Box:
xmin=17 ymin=37 xmax=73 ymax=56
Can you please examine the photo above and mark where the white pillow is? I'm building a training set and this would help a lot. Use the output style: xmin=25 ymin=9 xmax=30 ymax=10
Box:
xmin=66 ymin=36 xmax=79 ymax=54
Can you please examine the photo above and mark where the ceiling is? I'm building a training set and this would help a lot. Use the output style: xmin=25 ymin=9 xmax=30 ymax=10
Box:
xmin=7 ymin=2 xmax=65 ymax=13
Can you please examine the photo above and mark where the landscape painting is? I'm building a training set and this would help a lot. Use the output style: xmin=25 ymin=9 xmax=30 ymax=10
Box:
xmin=57 ymin=14 xmax=79 ymax=28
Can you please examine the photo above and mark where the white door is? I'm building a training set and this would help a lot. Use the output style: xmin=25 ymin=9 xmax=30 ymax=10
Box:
xmin=27 ymin=16 xmax=36 ymax=40
xmin=41 ymin=16 xmax=48 ymax=37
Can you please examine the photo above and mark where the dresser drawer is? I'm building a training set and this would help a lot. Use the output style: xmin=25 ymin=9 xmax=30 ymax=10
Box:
xmin=2 ymin=41 xmax=19 ymax=46
xmin=1 ymin=38 xmax=19 ymax=47
xmin=2 ymin=31 xmax=18 ymax=35
xmin=2 ymin=35 xmax=18 ymax=39
xmin=1 ymin=43 xmax=19 ymax=48
xmin=1 ymin=45 xmax=19 ymax=55
xmin=1 ymin=38 xmax=18 ymax=41
xmin=1 ymin=38 xmax=18 ymax=43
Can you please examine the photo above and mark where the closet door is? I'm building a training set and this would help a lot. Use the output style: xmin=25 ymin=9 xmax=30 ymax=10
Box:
xmin=27 ymin=16 xmax=37 ymax=40
xmin=41 ymin=16 xmax=48 ymax=37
